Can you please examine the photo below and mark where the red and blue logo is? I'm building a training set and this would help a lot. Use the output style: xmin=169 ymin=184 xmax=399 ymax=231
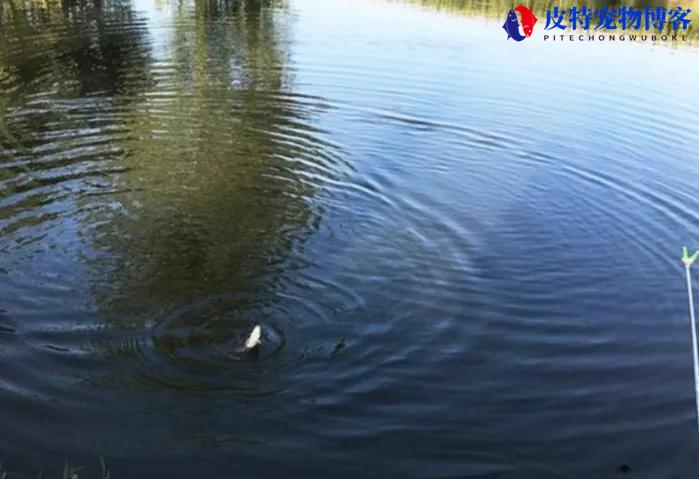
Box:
xmin=503 ymin=5 xmax=538 ymax=41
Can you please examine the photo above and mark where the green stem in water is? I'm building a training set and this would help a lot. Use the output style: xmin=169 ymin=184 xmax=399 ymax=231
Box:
xmin=683 ymin=246 xmax=699 ymax=267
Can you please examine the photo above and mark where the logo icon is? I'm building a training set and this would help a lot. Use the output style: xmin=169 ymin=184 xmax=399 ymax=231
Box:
xmin=503 ymin=5 xmax=538 ymax=41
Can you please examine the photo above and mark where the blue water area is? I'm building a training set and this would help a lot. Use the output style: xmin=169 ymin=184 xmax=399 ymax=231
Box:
xmin=1 ymin=0 xmax=699 ymax=477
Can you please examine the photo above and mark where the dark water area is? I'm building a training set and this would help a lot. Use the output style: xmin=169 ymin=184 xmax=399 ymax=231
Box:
xmin=1 ymin=0 xmax=699 ymax=477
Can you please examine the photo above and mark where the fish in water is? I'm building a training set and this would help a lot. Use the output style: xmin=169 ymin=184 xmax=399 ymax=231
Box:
xmin=215 ymin=324 xmax=264 ymax=360
xmin=245 ymin=324 xmax=262 ymax=351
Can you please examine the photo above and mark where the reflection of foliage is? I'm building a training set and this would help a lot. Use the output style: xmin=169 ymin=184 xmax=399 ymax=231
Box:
xmin=84 ymin=0 xmax=327 ymax=316
xmin=0 ymin=0 xmax=327 ymax=320
xmin=0 ymin=0 xmax=152 ymax=153
xmin=0 ymin=0 xmax=151 ymax=97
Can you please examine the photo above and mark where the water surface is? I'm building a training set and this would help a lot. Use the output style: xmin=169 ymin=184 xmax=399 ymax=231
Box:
xmin=1 ymin=0 xmax=699 ymax=477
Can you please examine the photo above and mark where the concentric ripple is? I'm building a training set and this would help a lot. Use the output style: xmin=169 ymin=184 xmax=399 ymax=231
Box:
xmin=1 ymin=0 xmax=699 ymax=477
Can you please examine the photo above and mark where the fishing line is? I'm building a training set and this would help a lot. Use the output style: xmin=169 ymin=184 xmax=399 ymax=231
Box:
xmin=682 ymin=246 xmax=699 ymax=431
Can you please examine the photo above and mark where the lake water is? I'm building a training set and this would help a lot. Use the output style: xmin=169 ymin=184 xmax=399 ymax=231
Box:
xmin=1 ymin=0 xmax=699 ymax=477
